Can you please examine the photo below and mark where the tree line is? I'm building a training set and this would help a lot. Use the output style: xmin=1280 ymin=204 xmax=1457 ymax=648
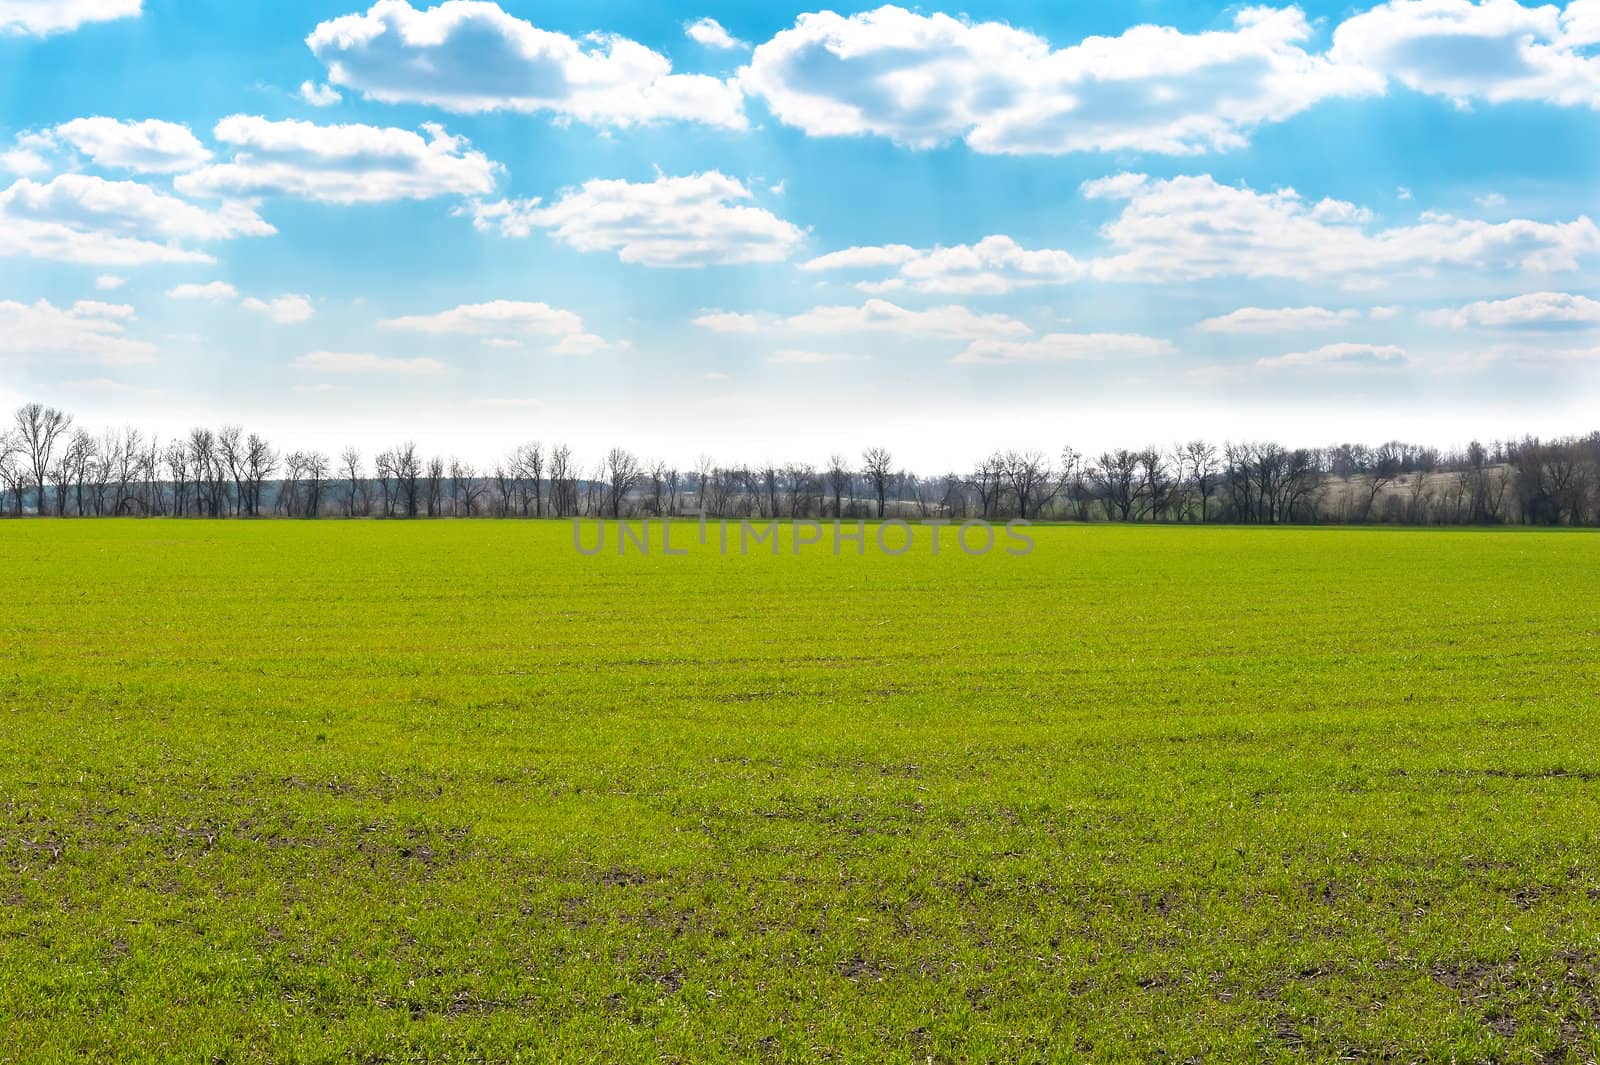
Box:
xmin=3 ymin=402 xmax=1599 ymax=526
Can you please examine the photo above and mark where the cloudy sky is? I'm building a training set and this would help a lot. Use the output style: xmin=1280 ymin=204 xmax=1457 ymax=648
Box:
xmin=2 ymin=0 xmax=1599 ymax=467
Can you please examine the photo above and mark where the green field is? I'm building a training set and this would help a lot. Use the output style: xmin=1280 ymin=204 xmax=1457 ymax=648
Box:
xmin=2 ymin=520 xmax=1599 ymax=1062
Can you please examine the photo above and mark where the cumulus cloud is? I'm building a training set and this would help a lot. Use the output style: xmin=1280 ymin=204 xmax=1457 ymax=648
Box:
xmin=1083 ymin=172 xmax=1600 ymax=282
xmin=1 ymin=131 xmax=55 ymax=175
xmin=168 ymin=281 xmax=240 ymax=301
xmin=770 ymin=348 xmax=867 ymax=364
xmin=802 ymin=235 xmax=1083 ymax=294
xmin=1428 ymin=290 xmax=1600 ymax=328
xmin=785 ymin=299 xmax=1031 ymax=341
xmin=175 ymin=116 xmax=498 ymax=205
xmin=95 ymin=274 xmax=127 ymax=291
xmin=242 ymin=294 xmax=316 ymax=324
xmin=168 ymin=283 xmax=315 ymax=324
xmin=0 ymin=0 xmax=141 ymax=37
xmin=1197 ymin=306 xmax=1364 ymax=332
xmin=693 ymin=298 xmax=1035 ymax=350
xmin=46 ymin=118 xmax=211 ymax=173
xmin=693 ymin=297 xmax=1110 ymax=364
xmin=692 ymin=310 xmax=762 ymax=333
xmin=741 ymin=5 xmax=1381 ymax=156
xmin=1331 ymin=0 xmax=1600 ymax=109
xmin=307 ymin=0 xmax=745 ymax=129
xmin=2 ymin=174 xmax=271 ymax=241
xmin=0 ymin=298 xmax=154 ymax=364
xmin=293 ymin=350 xmax=446 ymax=375
xmin=686 ymin=17 xmax=744 ymax=50
xmin=953 ymin=332 xmax=1175 ymax=365
xmin=0 ymin=174 xmax=272 ymax=265
xmin=300 ymin=82 xmax=343 ymax=107
xmin=380 ymin=299 xmax=615 ymax=353
xmin=469 ymin=172 xmax=804 ymax=267
xmin=1257 ymin=341 xmax=1407 ymax=368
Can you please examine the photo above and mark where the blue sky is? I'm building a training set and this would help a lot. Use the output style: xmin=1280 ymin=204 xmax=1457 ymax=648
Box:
xmin=2 ymin=0 xmax=1598 ymax=467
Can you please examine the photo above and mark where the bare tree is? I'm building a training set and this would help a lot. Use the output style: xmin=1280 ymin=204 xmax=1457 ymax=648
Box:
xmin=305 ymin=451 xmax=330 ymax=517
xmin=1182 ymin=441 xmax=1220 ymax=522
xmin=1092 ymin=449 xmax=1141 ymax=521
xmin=969 ymin=453 xmax=1006 ymax=518
xmin=604 ymin=448 xmax=639 ymax=518
xmin=14 ymin=403 xmax=71 ymax=516
xmin=1004 ymin=449 xmax=1059 ymax=520
xmin=0 ymin=430 xmax=25 ymax=516
xmin=861 ymin=447 xmax=893 ymax=518
xmin=548 ymin=444 xmax=576 ymax=517
xmin=424 ymin=456 xmax=445 ymax=516
xmin=340 ymin=448 xmax=365 ymax=516
xmin=826 ymin=454 xmax=851 ymax=518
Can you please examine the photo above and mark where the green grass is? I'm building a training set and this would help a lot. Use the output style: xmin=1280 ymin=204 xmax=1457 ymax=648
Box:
xmin=2 ymin=519 xmax=1599 ymax=1062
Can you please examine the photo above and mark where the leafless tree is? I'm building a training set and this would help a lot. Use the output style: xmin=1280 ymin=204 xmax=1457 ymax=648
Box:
xmin=826 ymin=454 xmax=851 ymax=518
xmin=14 ymin=403 xmax=71 ymax=516
xmin=1004 ymin=449 xmax=1059 ymax=520
xmin=969 ymin=452 xmax=1006 ymax=518
xmin=424 ymin=456 xmax=445 ymax=517
xmin=548 ymin=444 xmax=576 ymax=517
xmin=304 ymin=451 xmax=330 ymax=516
xmin=1093 ymin=449 xmax=1141 ymax=521
xmin=340 ymin=448 xmax=365 ymax=516
xmin=861 ymin=447 xmax=893 ymax=518
xmin=1182 ymin=441 xmax=1220 ymax=522
xmin=603 ymin=448 xmax=639 ymax=518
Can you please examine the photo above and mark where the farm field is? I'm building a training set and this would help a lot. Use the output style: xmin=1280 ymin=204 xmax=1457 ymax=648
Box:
xmin=2 ymin=520 xmax=1599 ymax=1062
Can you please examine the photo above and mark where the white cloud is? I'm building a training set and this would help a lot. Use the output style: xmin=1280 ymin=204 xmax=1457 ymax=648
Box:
xmin=1197 ymin=306 xmax=1363 ymax=333
xmin=0 ymin=0 xmax=140 ymax=37
xmin=1083 ymin=172 xmax=1600 ymax=282
xmin=953 ymin=332 xmax=1175 ymax=365
xmin=687 ymin=17 xmax=744 ymax=50
xmin=2 ymin=131 xmax=57 ymax=175
xmin=95 ymin=274 xmax=127 ymax=291
xmin=1331 ymin=0 xmax=1600 ymax=109
xmin=800 ymin=245 xmax=920 ymax=272
xmin=175 ymin=116 xmax=498 ymax=205
xmin=0 ymin=298 xmax=154 ymax=364
xmin=168 ymin=281 xmax=240 ymax=301
xmin=2 ymin=174 xmax=272 ymax=241
xmin=741 ymin=5 xmax=1381 ymax=156
xmin=242 ymin=294 xmax=316 ymax=324
xmin=472 ymin=171 xmax=804 ymax=267
xmin=1475 ymin=191 xmax=1507 ymax=208
xmin=692 ymin=310 xmax=761 ymax=333
xmin=786 ymin=299 xmax=1031 ymax=341
xmin=299 ymin=81 xmax=343 ymax=107
xmin=770 ymin=348 xmax=867 ymax=364
xmin=1567 ymin=0 xmax=1600 ymax=45
xmin=70 ymin=300 xmax=135 ymax=320
xmin=49 ymin=118 xmax=210 ymax=173
xmin=380 ymin=299 xmax=616 ymax=352
xmin=1257 ymin=341 xmax=1407 ymax=368
xmin=0 ymin=174 xmax=271 ymax=265
xmin=382 ymin=299 xmax=583 ymax=336
xmin=1428 ymin=290 xmax=1600 ymax=328
xmin=307 ymin=0 xmax=746 ymax=129
xmin=1369 ymin=304 xmax=1402 ymax=319
xmin=803 ymin=235 xmax=1083 ymax=294
xmin=169 ymin=284 xmax=315 ymax=324
xmin=293 ymin=351 xmax=446 ymax=375
xmin=694 ymin=299 xmax=1034 ymax=343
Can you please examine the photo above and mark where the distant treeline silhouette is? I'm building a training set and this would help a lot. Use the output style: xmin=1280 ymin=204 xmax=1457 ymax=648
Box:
xmin=4 ymin=402 xmax=1600 ymax=526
